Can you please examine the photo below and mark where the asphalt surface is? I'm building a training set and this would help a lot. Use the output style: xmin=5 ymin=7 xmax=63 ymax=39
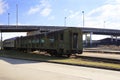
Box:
xmin=84 ymin=48 xmax=120 ymax=54
xmin=0 ymin=57 xmax=120 ymax=80
xmin=81 ymin=52 xmax=120 ymax=60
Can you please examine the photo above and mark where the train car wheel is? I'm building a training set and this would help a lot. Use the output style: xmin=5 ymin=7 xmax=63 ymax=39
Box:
xmin=66 ymin=54 xmax=71 ymax=58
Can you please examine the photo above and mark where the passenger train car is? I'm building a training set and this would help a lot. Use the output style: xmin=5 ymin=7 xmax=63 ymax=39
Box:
xmin=3 ymin=37 xmax=17 ymax=49
xmin=3 ymin=27 xmax=83 ymax=57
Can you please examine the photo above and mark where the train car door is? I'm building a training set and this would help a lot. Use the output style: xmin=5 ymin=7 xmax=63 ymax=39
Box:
xmin=72 ymin=33 xmax=78 ymax=49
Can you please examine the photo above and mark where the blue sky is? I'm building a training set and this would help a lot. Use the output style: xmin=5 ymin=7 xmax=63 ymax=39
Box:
xmin=0 ymin=0 xmax=120 ymax=40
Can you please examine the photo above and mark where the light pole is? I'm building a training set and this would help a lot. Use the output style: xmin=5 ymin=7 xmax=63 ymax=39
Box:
xmin=8 ymin=13 xmax=10 ymax=26
xmin=104 ymin=21 xmax=106 ymax=28
xmin=16 ymin=4 xmax=18 ymax=27
xmin=82 ymin=11 xmax=84 ymax=27
xmin=64 ymin=17 xmax=67 ymax=26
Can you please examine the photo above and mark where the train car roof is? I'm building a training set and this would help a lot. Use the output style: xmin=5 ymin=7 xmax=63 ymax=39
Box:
xmin=24 ymin=28 xmax=66 ymax=38
xmin=22 ymin=27 xmax=81 ymax=38
xmin=4 ymin=37 xmax=18 ymax=41
xmin=4 ymin=27 xmax=81 ymax=39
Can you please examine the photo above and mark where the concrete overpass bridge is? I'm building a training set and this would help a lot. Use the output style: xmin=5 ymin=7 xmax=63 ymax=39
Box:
xmin=80 ymin=27 xmax=120 ymax=46
xmin=0 ymin=25 xmax=120 ymax=36
xmin=0 ymin=25 xmax=120 ymax=46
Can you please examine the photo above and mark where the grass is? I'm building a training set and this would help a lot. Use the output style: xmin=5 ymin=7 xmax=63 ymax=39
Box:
xmin=0 ymin=50 xmax=120 ymax=71
xmin=51 ymin=59 xmax=120 ymax=69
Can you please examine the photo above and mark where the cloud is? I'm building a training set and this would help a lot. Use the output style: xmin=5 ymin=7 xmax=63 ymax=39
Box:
xmin=66 ymin=10 xmax=82 ymax=27
xmin=106 ymin=0 xmax=120 ymax=4
xmin=40 ymin=7 xmax=51 ymax=17
xmin=28 ymin=0 xmax=52 ymax=17
xmin=86 ymin=0 xmax=120 ymax=29
xmin=0 ymin=0 xmax=8 ymax=15
xmin=48 ymin=16 xmax=55 ymax=20
xmin=28 ymin=5 xmax=40 ymax=15
xmin=67 ymin=0 xmax=120 ymax=29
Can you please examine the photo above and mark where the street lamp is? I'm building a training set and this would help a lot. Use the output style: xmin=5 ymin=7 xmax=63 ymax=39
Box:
xmin=104 ymin=21 xmax=106 ymax=28
xmin=16 ymin=4 xmax=18 ymax=27
xmin=82 ymin=11 xmax=84 ymax=27
xmin=64 ymin=17 xmax=67 ymax=26
xmin=8 ymin=13 xmax=10 ymax=26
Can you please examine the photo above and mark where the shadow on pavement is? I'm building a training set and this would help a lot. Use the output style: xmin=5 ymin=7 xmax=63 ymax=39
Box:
xmin=0 ymin=57 xmax=40 ymax=64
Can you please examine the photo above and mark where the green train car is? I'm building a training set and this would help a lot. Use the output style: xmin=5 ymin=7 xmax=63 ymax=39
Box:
xmin=3 ymin=27 xmax=83 ymax=57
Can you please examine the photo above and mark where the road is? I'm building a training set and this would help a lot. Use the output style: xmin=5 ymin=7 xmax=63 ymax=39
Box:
xmin=0 ymin=57 xmax=120 ymax=80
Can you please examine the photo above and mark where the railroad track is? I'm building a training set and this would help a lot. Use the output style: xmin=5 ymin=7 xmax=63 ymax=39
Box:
xmin=78 ymin=49 xmax=120 ymax=64
xmin=77 ymin=55 xmax=120 ymax=64
xmin=84 ymin=49 xmax=120 ymax=54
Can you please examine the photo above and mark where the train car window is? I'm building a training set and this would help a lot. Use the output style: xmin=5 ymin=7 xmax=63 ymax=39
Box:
xmin=36 ymin=39 xmax=39 ymax=43
xmin=49 ymin=38 xmax=54 ymax=47
xmin=28 ymin=40 xmax=31 ymax=43
xmin=31 ymin=39 xmax=38 ymax=43
xmin=49 ymin=39 xmax=54 ymax=43
xmin=41 ymin=39 xmax=45 ymax=43
xmin=32 ymin=40 xmax=35 ymax=43
xmin=60 ymin=33 xmax=64 ymax=40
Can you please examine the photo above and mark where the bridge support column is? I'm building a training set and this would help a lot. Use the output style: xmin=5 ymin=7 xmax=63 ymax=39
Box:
xmin=111 ymin=35 xmax=113 ymax=42
xmin=90 ymin=32 xmax=93 ymax=46
xmin=85 ymin=33 xmax=88 ymax=46
xmin=0 ymin=31 xmax=2 ymax=50
xmin=115 ymin=36 xmax=117 ymax=42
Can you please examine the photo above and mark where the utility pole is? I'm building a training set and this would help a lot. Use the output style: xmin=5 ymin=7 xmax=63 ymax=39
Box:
xmin=8 ymin=13 xmax=10 ymax=26
xmin=104 ymin=21 xmax=106 ymax=28
xmin=82 ymin=11 xmax=84 ymax=27
xmin=64 ymin=17 xmax=67 ymax=26
xmin=16 ymin=4 xmax=18 ymax=27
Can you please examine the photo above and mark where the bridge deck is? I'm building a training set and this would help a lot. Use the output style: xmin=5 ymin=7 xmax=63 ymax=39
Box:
xmin=0 ymin=25 xmax=120 ymax=36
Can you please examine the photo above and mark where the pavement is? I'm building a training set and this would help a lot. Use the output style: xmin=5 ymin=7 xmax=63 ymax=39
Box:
xmin=0 ymin=57 xmax=120 ymax=80
xmin=84 ymin=48 xmax=120 ymax=54
xmin=81 ymin=52 xmax=120 ymax=60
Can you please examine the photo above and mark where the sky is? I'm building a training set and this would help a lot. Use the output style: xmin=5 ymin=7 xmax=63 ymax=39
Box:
xmin=0 ymin=0 xmax=120 ymax=40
